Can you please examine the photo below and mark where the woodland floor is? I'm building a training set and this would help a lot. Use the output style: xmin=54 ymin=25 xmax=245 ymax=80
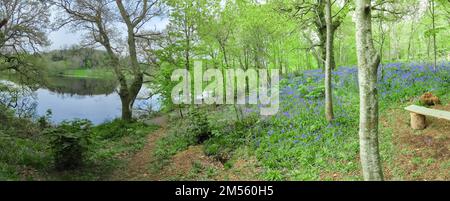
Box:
xmin=112 ymin=116 xmax=169 ymax=180
xmin=112 ymin=115 xmax=260 ymax=181
xmin=382 ymin=103 xmax=450 ymax=180
xmin=112 ymin=103 xmax=449 ymax=181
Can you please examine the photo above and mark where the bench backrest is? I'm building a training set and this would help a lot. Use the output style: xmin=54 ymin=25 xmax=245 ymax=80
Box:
xmin=405 ymin=105 xmax=450 ymax=121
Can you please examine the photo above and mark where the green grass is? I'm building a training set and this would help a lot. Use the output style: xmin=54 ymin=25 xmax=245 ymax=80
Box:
xmin=151 ymin=64 xmax=449 ymax=181
xmin=0 ymin=136 xmax=52 ymax=180
xmin=47 ymin=120 xmax=159 ymax=181
xmin=152 ymin=119 xmax=192 ymax=172
xmin=62 ymin=69 xmax=114 ymax=79
xmin=0 ymin=115 xmax=158 ymax=181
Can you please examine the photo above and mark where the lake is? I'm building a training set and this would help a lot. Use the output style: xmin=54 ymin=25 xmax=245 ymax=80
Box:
xmin=0 ymin=76 xmax=162 ymax=125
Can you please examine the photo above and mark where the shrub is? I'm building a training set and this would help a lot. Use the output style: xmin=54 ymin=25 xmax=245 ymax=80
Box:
xmin=92 ymin=119 xmax=154 ymax=140
xmin=204 ymin=114 xmax=258 ymax=163
xmin=38 ymin=110 xmax=53 ymax=129
xmin=186 ymin=109 xmax=211 ymax=144
xmin=45 ymin=119 xmax=92 ymax=170
xmin=0 ymin=105 xmax=12 ymax=130
xmin=152 ymin=119 xmax=192 ymax=170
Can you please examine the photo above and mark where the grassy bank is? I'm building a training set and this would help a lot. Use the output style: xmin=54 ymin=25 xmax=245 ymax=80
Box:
xmin=62 ymin=69 xmax=115 ymax=79
xmin=0 ymin=112 xmax=158 ymax=181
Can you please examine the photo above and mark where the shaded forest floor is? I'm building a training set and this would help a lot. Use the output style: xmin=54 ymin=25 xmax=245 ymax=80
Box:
xmin=382 ymin=103 xmax=450 ymax=180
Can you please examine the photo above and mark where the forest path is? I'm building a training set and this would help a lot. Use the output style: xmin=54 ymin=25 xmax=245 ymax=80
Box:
xmin=112 ymin=115 xmax=168 ymax=181
xmin=112 ymin=114 xmax=258 ymax=181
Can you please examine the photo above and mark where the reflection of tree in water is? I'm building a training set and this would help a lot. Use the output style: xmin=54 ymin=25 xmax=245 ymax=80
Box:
xmin=0 ymin=81 xmax=37 ymax=118
xmin=44 ymin=76 xmax=118 ymax=96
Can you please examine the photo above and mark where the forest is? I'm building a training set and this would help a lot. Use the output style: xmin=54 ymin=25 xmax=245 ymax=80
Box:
xmin=0 ymin=0 xmax=449 ymax=181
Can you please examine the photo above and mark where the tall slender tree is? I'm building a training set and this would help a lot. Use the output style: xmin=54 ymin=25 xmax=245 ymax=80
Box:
xmin=355 ymin=0 xmax=384 ymax=181
xmin=429 ymin=0 xmax=437 ymax=70
xmin=324 ymin=0 xmax=334 ymax=122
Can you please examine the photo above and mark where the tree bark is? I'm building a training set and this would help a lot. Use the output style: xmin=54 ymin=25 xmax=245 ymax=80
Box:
xmin=318 ymin=29 xmax=338 ymax=71
xmin=120 ymin=95 xmax=133 ymax=122
xmin=355 ymin=0 xmax=384 ymax=181
xmin=430 ymin=0 xmax=437 ymax=71
xmin=407 ymin=22 xmax=415 ymax=61
xmin=325 ymin=0 xmax=334 ymax=122
xmin=378 ymin=11 xmax=386 ymax=79
xmin=116 ymin=0 xmax=147 ymax=122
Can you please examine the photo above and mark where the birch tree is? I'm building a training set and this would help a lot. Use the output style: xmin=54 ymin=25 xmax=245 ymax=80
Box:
xmin=324 ymin=0 xmax=334 ymax=121
xmin=355 ymin=0 xmax=384 ymax=181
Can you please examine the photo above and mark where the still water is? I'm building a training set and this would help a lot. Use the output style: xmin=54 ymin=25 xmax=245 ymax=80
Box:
xmin=1 ymin=76 xmax=161 ymax=125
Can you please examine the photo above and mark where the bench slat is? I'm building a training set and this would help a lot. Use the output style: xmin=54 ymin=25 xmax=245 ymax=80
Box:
xmin=405 ymin=105 xmax=450 ymax=121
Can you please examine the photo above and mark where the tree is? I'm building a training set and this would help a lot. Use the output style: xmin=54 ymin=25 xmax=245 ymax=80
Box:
xmin=429 ymin=0 xmax=437 ymax=70
xmin=355 ymin=0 xmax=384 ymax=181
xmin=277 ymin=0 xmax=350 ymax=70
xmin=324 ymin=0 xmax=334 ymax=122
xmin=166 ymin=0 xmax=203 ymax=72
xmin=371 ymin=0 xmax=411 ymax=78
xmin=0 ymin=0 xmax=51 ymax=86
xmin=0 ymin=0 xmax=50 ymax=54
xmin=54 ymin=0 xmax=163 ymax=122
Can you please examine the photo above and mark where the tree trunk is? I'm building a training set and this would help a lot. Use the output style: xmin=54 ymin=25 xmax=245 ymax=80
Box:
xmin=115 ymin=0 xmax=148 ymax=122
xmin=325 ymin=0 xmax=334 ymax=122
xmin=319 ymin=28 xmax=337 ymax=71
xmin=407 ymin=22 xmax=415 ymax=61
xmin=355 ymin=0 xmax=384 ymax=181
xmin=120 ymin=94 xmax=133 ymax=122
xmin=378 ymin=11 xmax=386 ymax=79
xmin=319 ymin=28 xmax=326 ymax=70
xmin=427 ymin=36 xmax=431 ymax=61
xmin=329 ymin=32 xmax=336 ymax=70
xmin=431 ymin=0 xmax=437 ymax=71
xmin=234 ymin=105 xmax=240 ymax=121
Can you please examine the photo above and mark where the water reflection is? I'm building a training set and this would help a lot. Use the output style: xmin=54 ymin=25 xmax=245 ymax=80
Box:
xmin=44 ymin=76 xmax=118 ymax=96
xmin=1 ymin=76 xmax=161 ymax=125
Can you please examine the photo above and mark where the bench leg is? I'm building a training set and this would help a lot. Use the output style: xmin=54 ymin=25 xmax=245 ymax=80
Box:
xmin=410 ymin=112 xmax=426 ymax=130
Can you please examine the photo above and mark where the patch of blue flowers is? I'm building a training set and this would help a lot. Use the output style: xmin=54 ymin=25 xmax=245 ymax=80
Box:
xmin=249 ymin=62 xmax=450 ymax=180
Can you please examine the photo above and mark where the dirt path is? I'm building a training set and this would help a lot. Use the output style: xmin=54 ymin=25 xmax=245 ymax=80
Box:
xmin=158 ymin=145 xmax=261 ymax=181
xmin=113 ymin=115 xmax=259 ymax=181
xmin=113 ymin=116 xmax=168 ymax=181
xmin=382 ymin=103 xmax=450 ymax=180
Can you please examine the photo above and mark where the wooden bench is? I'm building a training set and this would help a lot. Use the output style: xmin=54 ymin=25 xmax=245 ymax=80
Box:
xmin=405 ymin=105 xmax=450 ymax=130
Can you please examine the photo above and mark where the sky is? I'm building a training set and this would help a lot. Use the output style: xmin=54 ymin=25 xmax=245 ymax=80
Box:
xmin=46 ymin=17 xmax=170 ymax=51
